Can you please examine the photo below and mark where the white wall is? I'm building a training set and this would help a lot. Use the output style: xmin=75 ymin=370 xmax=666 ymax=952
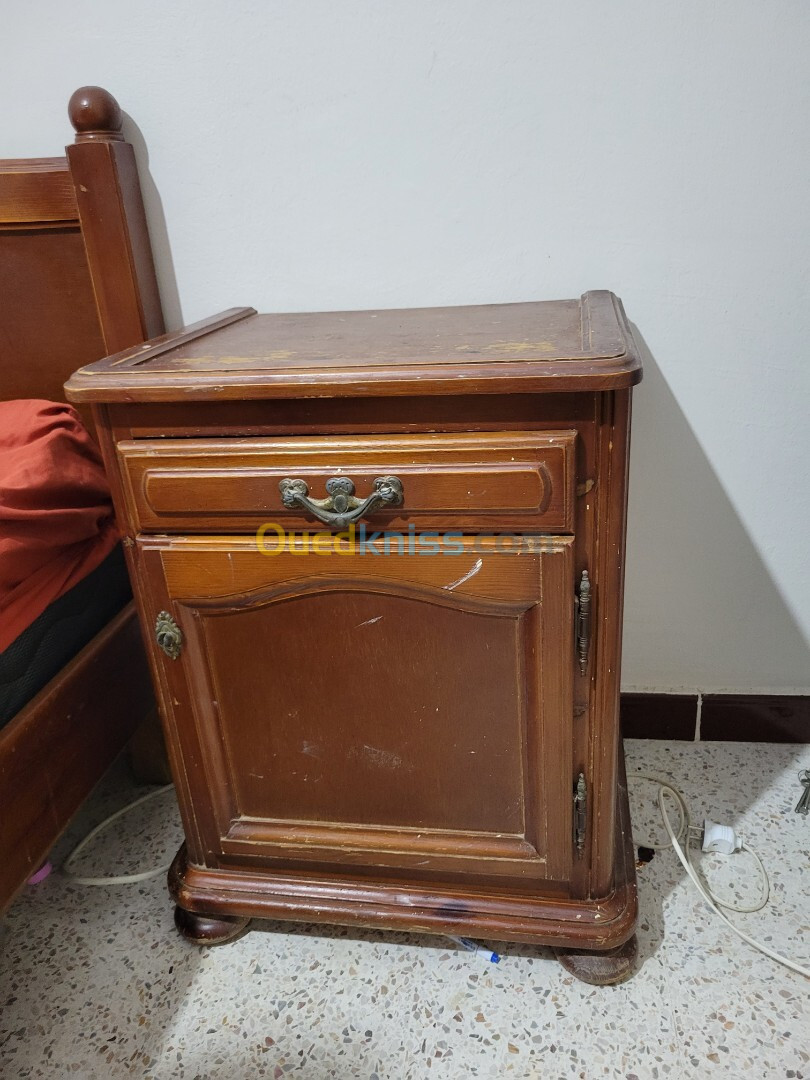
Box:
xmin=4 ymin=1 xmax=809 ymax=693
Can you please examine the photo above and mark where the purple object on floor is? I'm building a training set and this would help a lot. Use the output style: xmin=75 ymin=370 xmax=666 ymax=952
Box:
xmin=27 ymin=861 xmax=52 ymax=885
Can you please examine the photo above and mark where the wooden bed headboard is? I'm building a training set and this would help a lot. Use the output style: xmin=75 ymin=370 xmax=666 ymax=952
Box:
xmin=0 ymin=86 xmax=164 ymax=405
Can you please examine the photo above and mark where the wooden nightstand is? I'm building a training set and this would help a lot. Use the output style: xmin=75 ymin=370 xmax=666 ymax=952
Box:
xmin=66 ymin=291 xmax=642 ymax=985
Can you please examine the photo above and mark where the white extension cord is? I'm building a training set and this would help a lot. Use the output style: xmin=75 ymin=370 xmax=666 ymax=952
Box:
xmin=62 ymin=775 xmax=809 ymax=979
xmin=62 ymin=784 xmax=174 ymax=885
xmin=632 ymin=775 xmax=810 ymax=979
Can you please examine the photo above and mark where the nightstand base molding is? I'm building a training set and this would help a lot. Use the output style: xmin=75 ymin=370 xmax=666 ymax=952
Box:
xmin=169 ymin=749 xmax=637 ymax=960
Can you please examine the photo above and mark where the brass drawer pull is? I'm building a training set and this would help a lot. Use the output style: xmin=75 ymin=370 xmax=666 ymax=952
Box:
xmin=279 ymin=475 xmax=403 ymax=528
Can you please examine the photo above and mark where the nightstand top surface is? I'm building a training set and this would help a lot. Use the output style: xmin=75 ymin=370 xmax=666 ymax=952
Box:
xmin=65 ymin=290 xmax=641 ymax=402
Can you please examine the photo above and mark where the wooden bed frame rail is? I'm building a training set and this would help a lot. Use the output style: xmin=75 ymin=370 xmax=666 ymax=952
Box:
xmin=0 ymin=87 xmax=165 ymax=915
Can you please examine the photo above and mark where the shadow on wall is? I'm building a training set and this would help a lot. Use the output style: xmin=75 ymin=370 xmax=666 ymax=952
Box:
xmin=623 ymin=328 xmax=809 ymax=694
xmin=121 ymin=112 xmax=184 ymax=332
xmin=101 ymin=127 xmax=808 ymax=697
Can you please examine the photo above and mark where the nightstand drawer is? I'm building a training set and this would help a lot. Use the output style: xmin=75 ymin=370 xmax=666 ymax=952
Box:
xmin=118 ymin=430 xmax=576 ymax=534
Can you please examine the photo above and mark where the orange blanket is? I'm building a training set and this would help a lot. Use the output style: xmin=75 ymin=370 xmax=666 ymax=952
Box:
xmin=0 ymin=400 xmax=119 ymax=653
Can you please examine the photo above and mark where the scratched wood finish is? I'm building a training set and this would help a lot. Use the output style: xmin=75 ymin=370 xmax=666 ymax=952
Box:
xmin=167 ymin=747 xmax=638 ymax=950
xmin=0 ymin=88 xmax=164 ymax=916
xmin=139 ymin=535 xmax=573 ymax=885
xmin=65 ymin=292 xmax=642 ymax=402
xmin=69 ymin=292 xmax=641 ymax=971
xmin=117 ymin=431 xmax=576 ymax=534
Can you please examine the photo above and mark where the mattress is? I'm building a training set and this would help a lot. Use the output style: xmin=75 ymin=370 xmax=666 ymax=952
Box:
xmin=0 ymin=544 xmax=131 ymax=727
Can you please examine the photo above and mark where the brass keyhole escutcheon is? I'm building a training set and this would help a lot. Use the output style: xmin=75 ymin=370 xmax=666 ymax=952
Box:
xmin=155 ymin=610 xmax=183 ymax=660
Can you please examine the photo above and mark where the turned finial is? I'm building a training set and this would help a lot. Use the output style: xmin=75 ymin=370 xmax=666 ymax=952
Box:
xmin=68 ymin=86 xmax=124 ymax=142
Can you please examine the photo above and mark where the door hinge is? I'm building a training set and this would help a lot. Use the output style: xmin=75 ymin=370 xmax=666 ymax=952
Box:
xmin=576 ymin=570 xmax=591 ymax=675
xmin=155 ymin=610 xmax=183 ymax=660
xmin=574 ymin=772 xmax=587 ymax=856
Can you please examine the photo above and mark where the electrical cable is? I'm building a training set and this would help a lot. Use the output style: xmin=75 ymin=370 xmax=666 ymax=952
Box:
xmin=632 ymin=775 xmax=769 ymax=912
xmin=62 ymin=774 xmax=810 ymax=978
xmin=62 ymin=785 xmax=174 ymax=886
xmin=630 ymin=775 xmax=809 ymax=979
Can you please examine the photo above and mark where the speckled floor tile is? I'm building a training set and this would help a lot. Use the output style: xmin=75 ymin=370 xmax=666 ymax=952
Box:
xmin=1 ymin=740 xmax=808 ymax=1079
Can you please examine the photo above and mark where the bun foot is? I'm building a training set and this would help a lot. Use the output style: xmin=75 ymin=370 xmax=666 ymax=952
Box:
xmin=174 ymin=905 xmax=250 ymax=946
xmin=555 ymin=934 xmax=638 ymax=985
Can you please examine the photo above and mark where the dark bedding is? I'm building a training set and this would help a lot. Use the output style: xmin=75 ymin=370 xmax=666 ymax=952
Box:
xmin=0 ymin=544 xmax=131 ymax=727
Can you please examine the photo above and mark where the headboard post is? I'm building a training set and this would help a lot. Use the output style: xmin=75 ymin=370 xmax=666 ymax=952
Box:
xmin=67 ymin=87 xmax=165 ymax=354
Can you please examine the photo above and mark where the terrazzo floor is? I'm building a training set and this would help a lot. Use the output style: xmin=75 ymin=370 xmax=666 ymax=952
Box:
xmin=0 ymin=739 xmax=808 ymax=1079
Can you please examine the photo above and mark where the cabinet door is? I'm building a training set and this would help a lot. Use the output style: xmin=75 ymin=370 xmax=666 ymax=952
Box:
xmin=141 ymin=534 xmax=575 ymax=889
